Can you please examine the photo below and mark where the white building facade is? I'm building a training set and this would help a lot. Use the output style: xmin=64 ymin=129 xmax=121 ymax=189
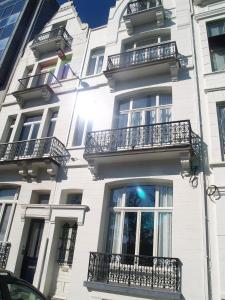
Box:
xmin=0 ymin=0 xmax=225 ymax=300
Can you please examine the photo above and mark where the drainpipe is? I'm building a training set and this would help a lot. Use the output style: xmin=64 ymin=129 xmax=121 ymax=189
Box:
xmin=188 ymin=1 xmax=212 ymax=299
xmin=0 ymin=0 xmax=46 ymax=111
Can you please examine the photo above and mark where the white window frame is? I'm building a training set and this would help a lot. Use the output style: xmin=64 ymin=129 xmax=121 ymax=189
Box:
xmin=86 ymin=48 xmax=105 ymax=76
xmin=108 ymin=185 xmax=172 ymax=257
xmin=72 ymin=116 xmax=92 ymax=148
xmin=118 ymin=94 xmax=172 ymax=127
xmin=0 ymin=188 xmax=19 ymax=242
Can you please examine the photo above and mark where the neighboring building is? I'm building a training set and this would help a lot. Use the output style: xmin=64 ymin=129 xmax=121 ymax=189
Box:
xmin=0 ymin=0 xmax=59 ymax=106
xmin=0 ymin=0 xmax=225 ymax=300
xmin=192 ymin=1 xmax=225 ymax=299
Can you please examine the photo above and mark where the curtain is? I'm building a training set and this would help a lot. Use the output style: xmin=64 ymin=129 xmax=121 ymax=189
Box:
xmin=208 ymin=20 xmax=225 ymax=37
xmin=159 ymin=186 xmax=173 ymax=207
xmin=158 ymin=212 xmax=172 ymax=257
xmin=219 ymin=106 xmax=225 ymax=153
xmin=107 ymin=212 xmax=121 ymax=254
xmin=211 ymin=50 xmax=225 ymax=71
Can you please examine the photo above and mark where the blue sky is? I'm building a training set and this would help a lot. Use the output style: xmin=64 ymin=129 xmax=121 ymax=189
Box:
xmin=57 ymin=0 xmax=116 ymax=28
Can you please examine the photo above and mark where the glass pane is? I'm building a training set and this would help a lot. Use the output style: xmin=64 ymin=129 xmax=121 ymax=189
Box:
xmin=219 ymin=106 xmax=225 ymax=154
xmin=19 ymin=125 xmax=31 ymax=141
xmin=111 ymin=188 xmax=124 ymax=207
xmin=8 ymin=283 xmax=45 ymax=300
xmin=30 ymin=124 xmax=40 ymax=139
xmin=133 ymin=96 xmax=156 ymax=109
xmin=0 ymin=204 xmax=12 ymax=240
xmin=7 ymin=12 xmax=20 ymax=25
xmin=139 ymin=212 xmax=154 ymax=256
xmin=131 ymin=112 xmax=142 ymax=126
xmin=73 ymin=116 xmax=85 ymax=146
xmin=145 ymin=110 xmax=156 ymax=125
xmin=207 ymin=20 xmax=225 ymax=37
xmin=122 ymin=212 xmax=137 ymax=255
xmin=107 ymin=212 xmax=121 ymax=254
xmin=159 ymin=186 xmax=173 ymax=207
xmin=67 ymin=194 xmax=82 ymax=204
xmin=24 ymin=115 xmax=42 ymax=123
xmin=87 ymin=57 xmax=96 ymax=75
xmin=119 ymin=100 xmax=130 ymax=111
xmin=0 ymin=189 xmax=17 ymax=200
xmin=159 ymin=95 xmax=172 ymax=106
xmin=118 ymin=114 xmax=128 ymax=128
xmin=126 ymin=186 xmax=155 ymax=207
xmin=160 ymin=108 xmax=171 ymax=123
xmin=211 ymin=50 xmax=225 ymax=72
xmin=46 ymin=121 xmax=56 ymax=137
xmin=38 ymin=194 xmax=50 ymax=204
xmin=96 ymin=55 xmax=104 ymax=74
xmin=0 ymin=37 xmax=9 ymax=50
xmin=158 ymin=212 xmax=172 ymax=257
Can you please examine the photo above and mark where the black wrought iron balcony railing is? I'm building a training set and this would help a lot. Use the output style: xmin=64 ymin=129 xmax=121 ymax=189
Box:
xmin=0 ymin=137 xmax=70 ymax=167
xmin=127 ymin=0 xmax=162 ymax=15
xmin=106 ymin=42 xmax=178 ymax=71
xmin=84 ymin=120 xmax=192 ymax=156
xmin=18 ymin=71 xmax=60 ymax=91
xmin=87 ymin=252 xmax=182 ymax=292
xmin=0 ymin=242 xmax=11 ymax=269
xmin=32 ymin=27 xmax=73 ymax=47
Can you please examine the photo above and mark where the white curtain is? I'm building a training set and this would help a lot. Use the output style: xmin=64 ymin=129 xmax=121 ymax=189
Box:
xmin=212 ymin=50 xmax=225 ymax=71
xmin=208 ymin=20 xmax=225 ymax=37
xmin=159 ymin=186 xmax=173 ymax=207
xmin=158 ymin=212 xmax=172 ymax=257
xmin=107 ymin=212 xmax=121 ymax=254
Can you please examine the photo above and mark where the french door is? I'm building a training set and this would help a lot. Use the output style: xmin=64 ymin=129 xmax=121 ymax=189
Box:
xmin=116 ymin=95 xmax=172 ymax=149
xmin=17 ymin=115 xmax=42 ymax=157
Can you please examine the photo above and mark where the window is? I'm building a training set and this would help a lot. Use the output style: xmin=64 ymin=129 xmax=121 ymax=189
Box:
xmin=86 ymin=48 xmax=105 ymax=76
xmin=59 ymin=55 xmax=72 ymax=80
xmin=107 ymin=185 xmax=172 ymax=257
xmin=67 ymin=193 xmax=82 ymax=205
xmin=38 ymin=194 xmax=50 ymax=204
xmin=72 ymin=115 xmax=92 ymax=147
xmin=207 ymin=19 xmax=225 ymax=72
xmin=46 ymin=111 xmax=58 ymax=137
xmin=19 ymin=114 xmax=42 ymax=141
xmin=57 ymin=223 xmax=77 ymax=266
xmin=7 ymin=282 xmax=45 ymax=300
xmin=218 ymin=105 xmax=225 ymax=157
xmin=117 ymin=94 xmax=172 ymax=128
xmin=4 ymin=116 xmax=16 ymax=143
xmin=0 ymin=188 xmax=18 ymax=241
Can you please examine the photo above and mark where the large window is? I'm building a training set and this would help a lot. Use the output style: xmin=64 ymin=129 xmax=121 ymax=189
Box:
xmin=117 ymin=94 xmax=172 ymax=128
xmin=72 ymin=115 xmax=92 ymax=147
xmin=0 ymin=1 xmax=25 ymax=60
xmin=107 ymin=185 xmax=172 ymax=257
xmin=218 ymin=105 xmax=225 ymax=157
xmin=86 ymin=48 xmax=105 ymax=76
xmin=0 ymin=188 xmax=18 ymax=241
xmin=207 ymin=19 xmax=225 ymax=72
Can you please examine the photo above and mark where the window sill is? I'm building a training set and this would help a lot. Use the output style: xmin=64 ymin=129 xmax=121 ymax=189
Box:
xmin=67 ymin=146 xmax=85 ymax=150
xmin=84 ymin=281 xmax=183 ymax=300
xmin=204 ymin=69 xmax=225 ymax=76
xmin=82 ymin=72 xmax=104 ymax=80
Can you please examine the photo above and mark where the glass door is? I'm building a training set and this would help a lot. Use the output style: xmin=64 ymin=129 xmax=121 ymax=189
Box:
xmin=20 ymin=219 xmax=44 ymax=284
xmin=17 ymin=115 xmax=42 ymax=157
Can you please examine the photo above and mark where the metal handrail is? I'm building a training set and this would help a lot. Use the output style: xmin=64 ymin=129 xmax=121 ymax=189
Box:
xmin=87 ymin=252 xmax=182 ymax=292
xmin=127 ymin=0 xmax=162 ymax=15
xmin=32 ymin=27 xmax=73 ymax=47
xmin=84 ymin=120 xmax=193 ymax=155
xmin=0 ymin=137 xmax=70 ymax=167
xmin=106 ymin=41 xmax=178 ymax=71
xmin=0 ymin=242 xmax=10 ymax=269
xmin=18 ymin=71 xmax=60 ymax=90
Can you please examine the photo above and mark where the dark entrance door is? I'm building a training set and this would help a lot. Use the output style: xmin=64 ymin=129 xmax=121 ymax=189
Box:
xmin=21 ymin=219 xmax=44 ymax=284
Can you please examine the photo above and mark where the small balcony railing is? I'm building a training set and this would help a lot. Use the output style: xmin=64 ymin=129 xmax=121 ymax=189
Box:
xmin=0 ymin=137 xmax=70 ymax=167
xmin=18 ymin=71 xmax=59 ymax=91
xmin=127 ymin=0 xmax=162 ymax=15
xmin=32 ymin=27 xmax=73 ymax=47
xmin=87 ymin=252 xmax=182 ymax=292
xmin=0 ymin=242 xmax=11 ymax=269
xmin=106 ymin=42 xmax=178 ymax=71
xmin=84 ymin=120 xmax=192 ymax=156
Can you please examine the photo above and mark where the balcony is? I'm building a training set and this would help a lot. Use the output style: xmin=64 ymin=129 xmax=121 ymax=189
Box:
xmin=30 ymin=27 xmax=73 ymax=58
xmin=123 ymin=0 xmax=164 ymax=34
xmin=84 ymin=252 xmax=182 ymax=299
xmin=0 ymin=242 xmax=10 ymax=269
xmin=84 ymin=120 xmax=197 ymax=179
xmin=0 ymin=137 xmax=70 ymax=180
xmin=104 ymin=42 xmax=180 ymax=88
xmin=13 ymin=72 xmax=60 ymax=107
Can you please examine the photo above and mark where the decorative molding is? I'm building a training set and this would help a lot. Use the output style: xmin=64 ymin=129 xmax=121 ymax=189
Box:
xmin=169 ymin=62 xmax=179 ymax=82
xmin=123 ymin=17 xmax=133 ymax=35
xmin=156 ymin=10 xmax=164 ymax=26
xmin=46 ymin=162 xmax=59 ymax=178
xmin=180 ymin=152 xmax=191 ymax=177
xmin=88 ymin=162 xmax=98 ymax=181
